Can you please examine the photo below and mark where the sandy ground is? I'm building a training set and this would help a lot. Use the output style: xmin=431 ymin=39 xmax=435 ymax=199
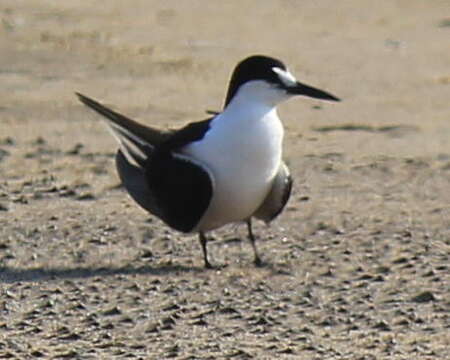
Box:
xmin=1 ymin=1 xmax=449 ymax=359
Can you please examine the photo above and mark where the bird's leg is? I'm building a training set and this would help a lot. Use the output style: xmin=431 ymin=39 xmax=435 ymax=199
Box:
xmin=199 ymin=232 xmax=213 ymax=269
xmin=246 ymin=218 xmax=263 ymax=266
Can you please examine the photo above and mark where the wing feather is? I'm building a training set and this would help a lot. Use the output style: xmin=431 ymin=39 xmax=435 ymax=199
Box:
xmin=77 ymin=92 xmax=215 ymax=232
xmin=253 ymin=162 xmax=292 ymax=223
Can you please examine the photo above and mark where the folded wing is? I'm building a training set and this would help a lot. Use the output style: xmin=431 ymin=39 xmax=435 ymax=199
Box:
xmin=77 ymin=93 xmax=215 ymax=233
xmin=253 ymin=162 xmax=292 ymax=223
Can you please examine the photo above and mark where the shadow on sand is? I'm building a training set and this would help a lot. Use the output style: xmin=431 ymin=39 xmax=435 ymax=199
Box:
xmin=0 ymin=264 xmax=204 ymax=283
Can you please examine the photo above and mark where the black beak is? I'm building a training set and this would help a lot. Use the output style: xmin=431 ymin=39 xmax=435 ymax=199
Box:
xmin=287 ymin=81 xmax=340 ymax=102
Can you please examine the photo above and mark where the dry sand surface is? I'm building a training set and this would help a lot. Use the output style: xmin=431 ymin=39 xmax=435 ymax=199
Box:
xmin=1 ymin=1 xmax=449 ymax=359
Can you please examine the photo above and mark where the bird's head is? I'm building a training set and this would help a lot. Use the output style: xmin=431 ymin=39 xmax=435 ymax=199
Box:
xmin=224 ymin=55 xmax=340 ymax=109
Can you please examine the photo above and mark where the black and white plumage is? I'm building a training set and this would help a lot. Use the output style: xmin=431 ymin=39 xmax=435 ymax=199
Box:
xmin=77 ymin=55 xmax=340 ymax=268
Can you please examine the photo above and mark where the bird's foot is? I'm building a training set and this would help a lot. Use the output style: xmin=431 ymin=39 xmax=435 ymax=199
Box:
xmin=254 ymin=256 xmax=265 ymax=267
xmin=204 ymin=261 xmax=228 ymax=270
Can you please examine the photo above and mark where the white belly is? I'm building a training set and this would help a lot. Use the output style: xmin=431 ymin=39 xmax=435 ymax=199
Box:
xmin=182 ymin=109 xmax=284 ymax=231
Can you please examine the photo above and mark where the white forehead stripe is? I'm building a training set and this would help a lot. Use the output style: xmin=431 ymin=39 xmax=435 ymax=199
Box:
xmin=272 ymin=67 xmax=297 ymax=87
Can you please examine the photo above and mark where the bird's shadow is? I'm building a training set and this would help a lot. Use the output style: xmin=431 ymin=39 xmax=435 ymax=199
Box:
xmin=0 ymin=264 xmax=204 ymax=284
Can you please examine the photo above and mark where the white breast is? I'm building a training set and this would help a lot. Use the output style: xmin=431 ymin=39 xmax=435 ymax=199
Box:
xmin=182 ymin=104 xmax=284 ymax=232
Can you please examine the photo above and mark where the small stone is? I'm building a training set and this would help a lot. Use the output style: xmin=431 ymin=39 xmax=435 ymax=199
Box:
xmin=411 ymin=291 xmax=436 ymax=303
xmin=59 ymin=332 xmax=81 ymax=341
xmin=140 ymin=249 xmax=154 ymax=260
xmin=76 ymin=192 xmax=95 ymax=201
xmin=0 ymin=148 xmax=10 ymax=161
xmin=66 ymin=143 xmax=84 ymax=155
xmin=0 ymin=137 xmax=15 ymax=145
xmin=373 ymin=320 xmax=391 ymax=331
xmin=32 ymin=137 xmax=46 ymax=146
xmin=102 ymin=306 xmax=122 ymax=316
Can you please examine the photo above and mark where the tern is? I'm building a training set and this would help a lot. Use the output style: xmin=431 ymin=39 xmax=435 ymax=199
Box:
xmin=76 ymin=55 xmax=339 ymax=268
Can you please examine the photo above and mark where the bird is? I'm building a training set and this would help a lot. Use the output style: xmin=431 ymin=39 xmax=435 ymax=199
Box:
xmin=76 ymin=55 xmax=340 ymax=268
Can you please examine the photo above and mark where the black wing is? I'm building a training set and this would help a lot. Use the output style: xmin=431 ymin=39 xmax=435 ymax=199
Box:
xmin=77 ymin=92 xmax=215 ymax=232
xmin=145 ymin=118 xmax=214 ymax=232
xmin=115 ymin=150 xmax=163 ymax=219
xmin=145 ymin=152 xmax=213 ymax=232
